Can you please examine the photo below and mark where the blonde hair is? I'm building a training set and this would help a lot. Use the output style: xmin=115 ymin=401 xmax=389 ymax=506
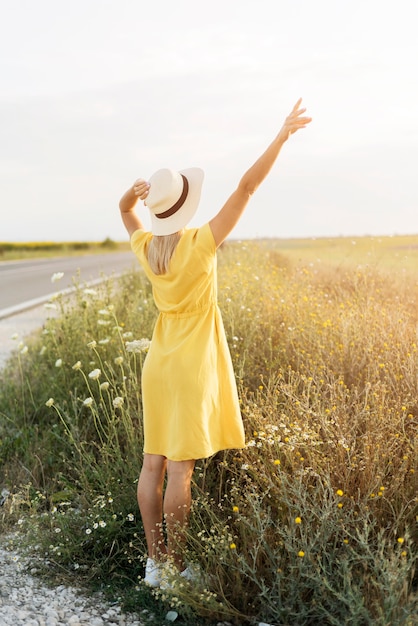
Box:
xmin=147 ymin=231 xmax=183 ymax=275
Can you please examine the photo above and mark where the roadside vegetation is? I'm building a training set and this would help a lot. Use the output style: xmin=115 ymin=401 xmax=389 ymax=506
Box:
xmin=0 ymin=235 xmax=417 ymax=625
xmin=0 ymin=238 xmax=128 ymax=260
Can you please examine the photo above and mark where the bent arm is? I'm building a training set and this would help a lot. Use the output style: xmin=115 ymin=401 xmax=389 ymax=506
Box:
xmin=209 ymin=98 xmax=311 ymax=247
xmin=119 ymin=179 xmax=150 ymax=237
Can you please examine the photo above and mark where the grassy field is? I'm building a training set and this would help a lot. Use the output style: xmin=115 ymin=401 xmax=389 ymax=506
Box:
xmin=0 ymin=234 xmax=417 ymax=625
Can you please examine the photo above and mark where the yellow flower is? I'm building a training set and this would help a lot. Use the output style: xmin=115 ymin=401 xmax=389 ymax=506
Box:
xmin=343 ymin=539 xmax=349 ymax=544
xmin=397 ymin=537 xmax=405 ymax=544
xmin=337 ymin=503 xmax=343 ymax=509
xmin=232 ymin=506 xmax=239 ymax=513
xmin=401 ymin=551 xmax=407 ymax=557
xmin=230 ymin=543 xmax=237 ymax=550
xmin=298 ymin=551 xmax=305 ymax=558
xmin=273 ymin=459 xmax=281 ymax=466
xmin=336 ymin=489 xmax=344 ymax=497
xmin=294 ymin=517 xmax=302 ymax=524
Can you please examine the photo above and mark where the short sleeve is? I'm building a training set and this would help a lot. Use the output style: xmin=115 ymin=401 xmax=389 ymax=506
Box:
xmin=130 ymin=229 xmax=152 ymax=260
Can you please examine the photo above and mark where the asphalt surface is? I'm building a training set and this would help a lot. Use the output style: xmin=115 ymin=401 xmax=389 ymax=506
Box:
xmin=0 ymin=252 xmax=137 ymax=318
xmin=0 ymin=251 xmax=138 ymax=369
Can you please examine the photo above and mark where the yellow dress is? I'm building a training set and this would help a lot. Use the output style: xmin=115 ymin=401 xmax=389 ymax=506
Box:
xmin=130 ymin=223 xmax=245 ymax=461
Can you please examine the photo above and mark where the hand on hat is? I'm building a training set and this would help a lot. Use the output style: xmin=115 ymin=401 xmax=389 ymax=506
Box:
xmin=278 ymin=98 xmax=312 ymax=143
xmin=133 ymin=179 xmax=151 ymax=203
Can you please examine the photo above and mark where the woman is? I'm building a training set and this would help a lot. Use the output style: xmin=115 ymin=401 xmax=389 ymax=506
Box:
xmin=119 ymin=98 xmax=311 ymax=586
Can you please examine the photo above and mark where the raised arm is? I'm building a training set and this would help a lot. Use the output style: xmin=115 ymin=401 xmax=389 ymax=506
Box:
xmin=209 ymin=99 xmax=312 ymax=247
xmin=119 ymin=179 xmax=150 ymax=237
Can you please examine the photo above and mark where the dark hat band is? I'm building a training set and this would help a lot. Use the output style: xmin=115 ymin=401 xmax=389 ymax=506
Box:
xmin=155 ymin=175 xmax=189 ymax=220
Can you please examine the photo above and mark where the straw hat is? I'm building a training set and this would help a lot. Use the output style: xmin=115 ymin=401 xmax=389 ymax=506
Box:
xmin=145 ymin=167 xmax=204 ymax=236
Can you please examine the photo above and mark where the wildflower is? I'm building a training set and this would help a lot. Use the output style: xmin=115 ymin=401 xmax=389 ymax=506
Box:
xmin=83 ymin=288 xmax=97 ymax=296
xmin=98 ymin=309 xmax=110 ymax=315
xmin=87 ymin=340 xmax=97 ymax=349
xmin=45 ymin=398 xmax=55 ymax=408
xmin=55 ymin=358 xmax=62 ymax=367
xmin=83 ymin=397 xmax=94 ymax=407
xmin=127 ymin=513 xmax=135 ymax=521
xmin=99 ymin=520 xmax=106 ymax=528
xmin=337 ymin=503 xmax=343 ymax=509
xmin=114 ymin=356 xmax=124 ymax=365
xmin=229 ymin=543 xmax=236 ymax=550
xmin=54 ymin=528 xmax=61 ymax=533
xmin=397 ymin=537 xmax=405 ymax=544
xmin=51 ymin=272 xmax=64 ymax=283
xmin=125 ymin=338 xmax=151 ymax=353
xmin=123 ymin=331 xmax=133 ymax=339
xmin=113 ymin=396 xmax=124 ymax=408
xmin=20 ymin=345 xmax=28 ymax=355
xmin=232 ymin=506 xmax=239 ymax=513
xmin=98 ymin=338 xmax=110 ymax=345
xmin=336 ymin=489 xmax=344 ymax=497
xmin=100 ymin=382 xmax=110 ymax=391
xmin=343 ymin=539 xmax=349 ymax=544
xmin=72 ymin=361 xmax=82 ymax=370
xmin=274 ymin=459 xmax=281 ymax=466
xmin=39 ymin=346 xmax=46 ymax=356
xmin=88 ymin=368 xmax=101 ymax=380
xmin=298 ymin=551 xmax=305 ymax=558
xmin=401 ymin=551 xmax=407 ymax=557
xmin=85 ymin=528 xmax=92 ymax=535
xmin=294 ymin=517 xmax=302 ymax=524
xmin=97 ymin=319 xmax=111 ymax=326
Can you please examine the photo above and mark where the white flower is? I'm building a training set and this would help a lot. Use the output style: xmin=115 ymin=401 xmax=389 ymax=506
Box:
xmin=87 ymin=340 xmax=97 ymax=349
xmin=85 ymin=528 xmax=92 ymax=535
xmin=51 ymin=272 xmax=64 ymax=283
xmin=83 ymin=288 xmax=97 ymax=296
xmin=83 ymin=397 xmax=94 ymax=407
xmin=99 ymin=520 xmax=106 ymax=528
xmin=39 ymin=346 xmax=47 ymax=356
xmin=88 ymin=368 xmax=101 ymax=380
xmin=45 ymin=398 xmax=55 ymax=407
xmin=98 ymin=309 xmax=110 ymax=316
xmin=125 ymin=338 xmax=151 ymax=353
xmin=55 ymin=358 xmax=62 ymax=367
xmin=100 ymin=382 xmax=110 ymax=391
xmin=98 ymin=338 xmax=110 ymax=345
xmin=20 ymin=345 xmax=28 ymax=355
xmin=97 ymin=319 xmax=111 ymax=326
xmin=72 ymin=361 xmax=82 ymax=371
xmin=114 ymin=356 xmax=124 ymax=366
xmin=127 ymin=513 xmax=134 ymax=522
xmin=123 ymin=331 xmax=133 ymax=339
xmin=113 ymin=396 xmax=124 ymax=408
xmin=54 ymin=527 xmax=61 ymax=533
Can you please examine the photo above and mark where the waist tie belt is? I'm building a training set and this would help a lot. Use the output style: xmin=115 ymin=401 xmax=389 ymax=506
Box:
xmin=159 ymin=301 xmax=217 ymax=319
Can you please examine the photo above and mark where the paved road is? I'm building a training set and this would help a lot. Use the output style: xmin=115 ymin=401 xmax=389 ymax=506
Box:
xmin=0 ymin=252 xmax=137 ymax=319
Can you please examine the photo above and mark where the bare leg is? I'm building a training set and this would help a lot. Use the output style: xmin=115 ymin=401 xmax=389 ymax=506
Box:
xmin=137 ymin=453 xmax=167 ymax=561
xmin=164 ymin=459 xmax=195 ymax=570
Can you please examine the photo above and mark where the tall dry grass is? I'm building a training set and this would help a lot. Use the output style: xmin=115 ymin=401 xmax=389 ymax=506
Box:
xmin=0 ymin=238 xmax=417 ymax=625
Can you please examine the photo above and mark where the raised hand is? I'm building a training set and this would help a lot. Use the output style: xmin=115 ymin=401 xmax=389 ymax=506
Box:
xmin=278 ymin=98 xmax=312 ymax=142
xmin=133 ymin=179 xmax=151 ymax=202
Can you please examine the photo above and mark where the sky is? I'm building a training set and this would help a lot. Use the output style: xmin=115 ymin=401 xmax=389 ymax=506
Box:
xmin=1 ymin=0 xmax=417 ymax=242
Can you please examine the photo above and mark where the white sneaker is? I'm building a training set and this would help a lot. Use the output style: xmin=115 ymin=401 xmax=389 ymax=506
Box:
xmin=144 ymin=557 xmax=163 ymax=587
xmin=160 ymin=563 xmax=199 ymax=590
